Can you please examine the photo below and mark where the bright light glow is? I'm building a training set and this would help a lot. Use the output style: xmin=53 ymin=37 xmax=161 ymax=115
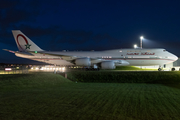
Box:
xmin=134 ymin=44 xmax=137 ymax=48
xmin=140 ymin=36 xmax=144 ymax=40
xmin=5 ymin=68 xmax=12 ymax=71
xmin=29 ymin=66 xmax=66 ymax=72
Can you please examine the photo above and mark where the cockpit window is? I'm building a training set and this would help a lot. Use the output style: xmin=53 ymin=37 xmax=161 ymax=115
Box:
xmin=163 ymin=49 xmax=166 ymax=52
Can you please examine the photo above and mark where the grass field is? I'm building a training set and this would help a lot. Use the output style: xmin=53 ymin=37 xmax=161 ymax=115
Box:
xmin=1 ymin=72 xmax=180 ymax=120
xmin=115 ymin=66 xmax=160 ymax=71
xmin=115 ymin=66 xmax=145 ymax=70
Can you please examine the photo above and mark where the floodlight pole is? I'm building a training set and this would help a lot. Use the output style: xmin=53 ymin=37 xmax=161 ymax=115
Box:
xmin=140 ymin=36 xmax=143 ymax=49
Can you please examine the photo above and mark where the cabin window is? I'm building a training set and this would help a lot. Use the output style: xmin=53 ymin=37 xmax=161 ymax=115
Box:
xmin=163 ymin=49 xmax=166 ymax=52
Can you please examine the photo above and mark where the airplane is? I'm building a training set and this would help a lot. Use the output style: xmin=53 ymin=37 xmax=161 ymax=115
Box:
xmin=3 ymin=30 xmax=178 ymax=71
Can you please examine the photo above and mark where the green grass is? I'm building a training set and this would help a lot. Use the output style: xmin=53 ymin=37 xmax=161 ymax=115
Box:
xmin=1 ymin=73 xmax=180 ymax=119
xmin=115 ymin=66 xmax=143 ymax=70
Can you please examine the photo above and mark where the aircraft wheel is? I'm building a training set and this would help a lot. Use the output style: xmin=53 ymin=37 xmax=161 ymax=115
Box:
xmin=171 ymin=68 xmax=175 ymax=71
xmin=158 ymin=68 xmax=162 ymax=71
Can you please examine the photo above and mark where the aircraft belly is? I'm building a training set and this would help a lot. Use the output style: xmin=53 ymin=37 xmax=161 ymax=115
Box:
xmin=127 ymin=59 xmax=170 ymax=66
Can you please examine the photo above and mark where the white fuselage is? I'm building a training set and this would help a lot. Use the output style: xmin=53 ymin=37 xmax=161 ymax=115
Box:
xmin=15 ymin=48 xmax=178 ymax=66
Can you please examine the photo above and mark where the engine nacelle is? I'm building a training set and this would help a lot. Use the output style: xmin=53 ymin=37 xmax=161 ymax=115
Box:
xmin=101 ymin=61 xmax=116 ymax=69
xmin=75 ymin=58 xmax=91 ymax=66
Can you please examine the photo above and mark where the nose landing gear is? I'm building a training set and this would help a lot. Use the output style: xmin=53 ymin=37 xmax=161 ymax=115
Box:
xmin=158 ymin=65 xmax=164 ymax=71
xmin=158 ymin=64 xmax=176 ymax=71
xmin=158 ymin=68 xmax=162 ymax=71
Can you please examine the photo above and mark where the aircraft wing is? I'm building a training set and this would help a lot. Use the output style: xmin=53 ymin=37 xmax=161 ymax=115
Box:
xmin=31 ymin=51 xmax=104 ymax=65
xmin=31 ymin=51 xmax=78 ymax=61
xmin=31 ymin=51 xmax=128 ymax=65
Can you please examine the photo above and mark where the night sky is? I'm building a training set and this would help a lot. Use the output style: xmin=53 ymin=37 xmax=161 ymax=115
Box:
xmin=1 ymin=0 xmax=180 ymax=63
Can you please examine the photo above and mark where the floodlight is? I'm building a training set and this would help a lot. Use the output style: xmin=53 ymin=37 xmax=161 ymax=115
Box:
xmin=134 ymin=44 xmax=137 ymax=48
xmin=140 ymin=36 xmax=144 ymax=40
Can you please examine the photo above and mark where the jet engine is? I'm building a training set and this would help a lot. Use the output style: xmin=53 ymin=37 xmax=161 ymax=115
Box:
xmin=101 ymin=61 xmax=115 ymax=69
xmin=75 ymin=58 xmax=91 ymax=66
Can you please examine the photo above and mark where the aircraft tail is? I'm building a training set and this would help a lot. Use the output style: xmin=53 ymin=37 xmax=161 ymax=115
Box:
xmin=12 ymin=30 xmax=43 ymax=52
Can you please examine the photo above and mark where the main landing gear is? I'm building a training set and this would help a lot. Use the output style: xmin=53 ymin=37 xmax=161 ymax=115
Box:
xmin=171 ymin=68 xmax=175 ymax=71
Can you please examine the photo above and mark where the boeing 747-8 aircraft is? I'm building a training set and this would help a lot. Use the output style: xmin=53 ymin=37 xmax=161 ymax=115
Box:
xmin=3 ymin=30 xmax=178 ymax=71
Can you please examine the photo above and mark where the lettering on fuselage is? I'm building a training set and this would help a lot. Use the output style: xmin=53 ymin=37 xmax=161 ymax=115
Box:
xmin=141 ymin=52 xmax=155 ymax=55
xmin=127 ymin=53 xmax=139 ymax=55
xmin=126 ymin=52 xmax=155 ymax=55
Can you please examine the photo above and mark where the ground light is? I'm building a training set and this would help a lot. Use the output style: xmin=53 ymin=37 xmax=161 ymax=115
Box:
xmin=5 ymin=68 xmax=12 ymax=71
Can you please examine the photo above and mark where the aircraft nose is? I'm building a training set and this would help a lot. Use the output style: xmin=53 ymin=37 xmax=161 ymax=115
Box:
xmin=172 ymin=54 xmax=178 ymax=61
xmin=174 ymin=55 xmax=178 ymax=61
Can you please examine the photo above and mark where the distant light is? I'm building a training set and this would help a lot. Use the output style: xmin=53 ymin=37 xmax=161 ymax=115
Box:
xmin=39 ymin=67 xmax=44 ymax=70
xmin=35 ymin=51 xmax=37 ymax=53
xmin=134 ymin=44 xmax=137 ymax=48
xmin=5 ymin=68 xmax=12 ymax=71
xmin=36 ymin=67 xmax=39 ymax=70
